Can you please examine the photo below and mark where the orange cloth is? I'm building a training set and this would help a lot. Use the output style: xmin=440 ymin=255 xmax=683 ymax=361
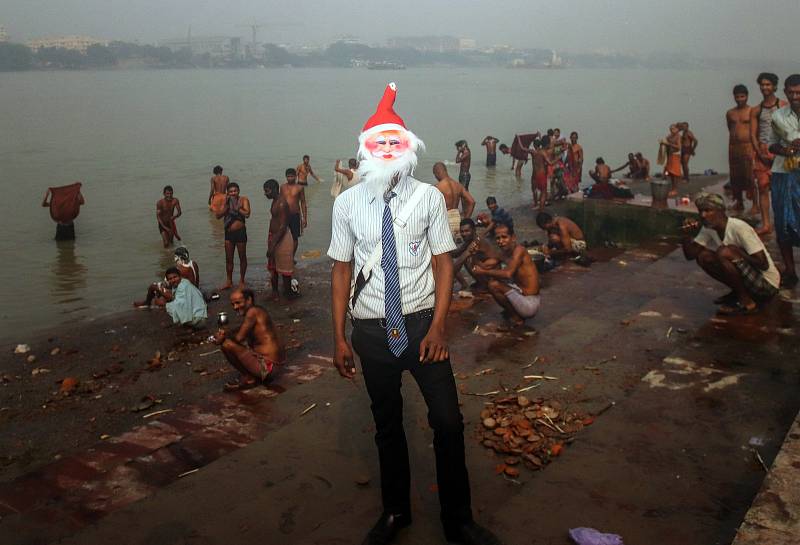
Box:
xmin=665 ymin=153 xmax=682 ymax=177
xmin=209 ymin=193 xmax=226 ymax=215
xmin=48 ymin=182 xmax=83 ymax=223
xmin=268 ymin=230 xmax=294 ymax=275
xmin=728 ymin=143 xmax=754 ymax=191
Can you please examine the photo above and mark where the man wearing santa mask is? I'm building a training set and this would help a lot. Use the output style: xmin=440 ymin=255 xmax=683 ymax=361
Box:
xmin=328 ymin=83 xmax=503 ymax=545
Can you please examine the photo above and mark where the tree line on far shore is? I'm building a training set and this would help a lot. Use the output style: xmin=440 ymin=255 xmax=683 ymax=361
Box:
xmin=0 ymin=39 xmax=728 ymax=72
xmin=0 ymin=41 xmax=195 ymax=71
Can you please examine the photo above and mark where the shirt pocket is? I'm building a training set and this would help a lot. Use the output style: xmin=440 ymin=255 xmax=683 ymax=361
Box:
xmin=394 ymin=227 xmax=427 ymax=270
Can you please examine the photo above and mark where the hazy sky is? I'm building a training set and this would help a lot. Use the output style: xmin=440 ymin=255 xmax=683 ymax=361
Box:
xmin=2 ymin=0 xmax=798 ymax=60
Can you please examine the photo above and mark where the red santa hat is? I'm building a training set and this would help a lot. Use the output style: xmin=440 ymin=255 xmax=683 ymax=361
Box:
xmin=361 ymin=82 xmax=407 ymax=137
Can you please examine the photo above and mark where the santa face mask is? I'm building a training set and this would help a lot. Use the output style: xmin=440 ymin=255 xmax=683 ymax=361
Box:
xmin=363 ymin=130 xmax=412 ymax=162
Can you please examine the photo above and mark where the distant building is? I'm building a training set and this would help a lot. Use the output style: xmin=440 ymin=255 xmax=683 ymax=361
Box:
xmin=331 ymin=35 xmax=362 ymax=46
xmin=27 ymin=35 xmax=107 ymax=53
xmin=159 ymin=36 xmax=241 ymax=59
xmin=386 ymin=36 xmax=459 ymax=53
xmin=0 ymin=26 xmax=8 ymax=43
xmin=458 ymin=38 xmax=477 ymax=51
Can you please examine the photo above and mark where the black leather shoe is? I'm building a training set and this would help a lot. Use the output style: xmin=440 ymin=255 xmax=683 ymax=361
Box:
xmin=361 ymin=512 xmax=411 ymax=545
xmin=445 ymin=521 xmax=504 ymax=545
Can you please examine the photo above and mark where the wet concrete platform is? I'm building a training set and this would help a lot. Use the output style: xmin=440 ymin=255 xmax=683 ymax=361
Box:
xmin=0 ymin=228 xmax=798 ymax=544
xmin=732 ymin=410 xmax=800 ymax=545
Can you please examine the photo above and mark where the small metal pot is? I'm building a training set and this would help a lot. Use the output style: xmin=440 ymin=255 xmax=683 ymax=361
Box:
xmin=216 ymin=312 xmax=229 ymax=327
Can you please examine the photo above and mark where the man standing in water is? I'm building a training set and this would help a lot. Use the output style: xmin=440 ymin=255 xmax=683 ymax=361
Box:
xmin=296 ymin=154 xmax=321 ymax=185
xmin=208 ymin=165 xmax=229 ymax=215
xmin=216 ymin=182 xmax=250 ymax=289
xmin=280 ymin=167 xmax=307 ymax=259
xmin=42 ymin=182 xmax=85 ymax=241
xmin=433 ymin=162 xmax=476 ymax=241
xmin=481 ymin=136 xmax=499 ymax=167
xmin=329 ymin=83 xmax=504 ymax=545
xmin=264 ymin=179 xmax=298 ymax=300
xmin=455 ymin=139 xmax=472 ymax=189
xmin=529 ymin=139 xmax=551 ymax=210
xmin=726 ymin=85 xmax=754 ymax=212
xmin=679 ymin=122 xmax=698 ymax=182
xmin=750 ymin=72 xmax=787 ymax=236
xmin=213 ymin=288 xmax=285 ymax=391
xmin=156 ymin=185 xmax=182 ymax=248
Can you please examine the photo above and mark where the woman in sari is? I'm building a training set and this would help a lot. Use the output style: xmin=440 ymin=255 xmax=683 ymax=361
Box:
xmin=564 ymin=131 xmax=583 ymax=193
xmin=660 ymin=124 xmax=682 ymax=197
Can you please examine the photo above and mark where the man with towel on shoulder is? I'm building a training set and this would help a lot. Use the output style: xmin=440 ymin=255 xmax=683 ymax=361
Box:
xmin=434 ymin=162 xmax=475 ymax=242
xmin=264 ymin=179 xmax=299 ymax=300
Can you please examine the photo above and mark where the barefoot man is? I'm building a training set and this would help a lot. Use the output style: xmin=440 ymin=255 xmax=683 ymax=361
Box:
xmin=433 ymin=162 xmax=476 ymax=241
xmin=679 ymin=122 xmax=698 ymax=182
xmin=213 ymin=288 xmax=285 ymax=391
xmin=216 ymin=182 xmax=250 ymax=289
xmin=156 ymin=185 xmax=182 ymax=248
xmin=296 ymin=154 xmax=321 ymax=185
xmin=726 ymin=85 xmax=754 ymax=212
xmin=264 ymin=179 xmax=298 ymax=300
xmin=208 ymin=165 xmax=229 ymax=215
xmin=455 ymin=139 xmax=472 ymax=189
xmin=750 ymin=72 xmax=787 ymax=235
xmin=473 ymin=221 xmax=541 ymax=327
xmin=536 ymin=211 xmax=587 ymax=257
xmin=529 ymin=139 xmax=552 ymax=210
xmin=280 ymin=168 xmax=307 ymax=259
xmin=481 ymin=136 xmax=499 ymax=167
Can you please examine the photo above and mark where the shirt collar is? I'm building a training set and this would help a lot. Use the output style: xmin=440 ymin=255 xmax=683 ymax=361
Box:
xmin=369 ymin=174 xmax=413 ymax=203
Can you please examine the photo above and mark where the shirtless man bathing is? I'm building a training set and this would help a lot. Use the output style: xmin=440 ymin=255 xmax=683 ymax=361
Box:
xmin=213 ymin=288 xmax=286 ymax=391
xmin=208 ymin=165 xmax=230 ymax=216
xmin=156 ymin=185 xmax=182 ymax=248
xmin=527 ymin=138 xmax=553 ymax=210
xmin=280 ymin=168 xmax=307 ymax=259
xmin=264 ymin=179 xmax=299 ymax=300
xmin=434 ymin=162 xmax=476 ymax=241
xmin=216 ymin=182 xmax=250 ymax=290
xmin=536 ymin=211 xmax=587 ymax=257
xmin=473 ymin=221 xmax=541 ymax=326
xmin=481 ymin=136 xmax=500 ymax=167
xmin=726 ymin=84 xmax=754 ymax=213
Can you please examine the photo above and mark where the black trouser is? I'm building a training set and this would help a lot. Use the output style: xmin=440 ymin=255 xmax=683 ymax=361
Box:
xmin=351 ymin=312 xmax=472 ymax=530
xmin=458 ymin=171 xmax=471 ymax=190
xmin=55 ymin=223 xmax=75 ymax=241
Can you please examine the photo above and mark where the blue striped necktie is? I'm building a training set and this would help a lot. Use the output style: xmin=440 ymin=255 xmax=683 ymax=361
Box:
xmin=382 ymin=191 xmax=409 ymax=357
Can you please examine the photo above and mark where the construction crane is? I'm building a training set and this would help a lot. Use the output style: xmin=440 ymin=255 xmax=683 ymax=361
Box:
xmin=236 ymin=22 xmax=267 ymax=48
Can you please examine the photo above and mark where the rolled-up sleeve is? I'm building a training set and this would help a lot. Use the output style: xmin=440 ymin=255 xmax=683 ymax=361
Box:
xmin=426 ymin=189 xmax=457 ymax=255
xmin=327 ymin=196 xmax=355 ymax=262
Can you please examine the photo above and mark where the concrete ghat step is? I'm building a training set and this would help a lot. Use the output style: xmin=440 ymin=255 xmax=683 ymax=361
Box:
xmin=732 ymin=410 xmax=800 ymax=545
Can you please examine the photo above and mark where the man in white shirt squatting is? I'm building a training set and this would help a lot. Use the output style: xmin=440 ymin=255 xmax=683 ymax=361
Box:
xmin=327 ymin=83 xmax=503 ymax=545
xmin=681 ymin=192 xmax=779 ymax=316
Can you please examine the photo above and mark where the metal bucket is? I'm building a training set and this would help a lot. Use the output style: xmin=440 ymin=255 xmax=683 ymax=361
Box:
xmin=650 ymin=180 xmax=670 ymax=208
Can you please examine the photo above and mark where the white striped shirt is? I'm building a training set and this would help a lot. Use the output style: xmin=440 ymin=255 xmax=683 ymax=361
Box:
xmin=327 ymin=175 xmax=456 ymax=319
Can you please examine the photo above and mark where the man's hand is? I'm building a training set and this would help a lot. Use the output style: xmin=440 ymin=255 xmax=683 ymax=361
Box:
xmin=334 ymin=339 xmax=356 ymax=378
xmin=680 ymin=218 xmax=700 ymax=237
xmin=212 ymin=328 xmax=226 ymax=345
xmin=302 ymin=218 xmax=308 ymax=229
xmin=420 ymin=326 xmax=448 ymax=363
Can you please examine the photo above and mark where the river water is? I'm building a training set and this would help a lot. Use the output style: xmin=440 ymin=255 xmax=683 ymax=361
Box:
xmin=0 ymin=66 xmax=781 ymax=341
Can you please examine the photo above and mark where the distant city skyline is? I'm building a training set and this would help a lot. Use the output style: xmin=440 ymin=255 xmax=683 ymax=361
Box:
xmin=2 ymin=0 xmax=799 ymax=61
